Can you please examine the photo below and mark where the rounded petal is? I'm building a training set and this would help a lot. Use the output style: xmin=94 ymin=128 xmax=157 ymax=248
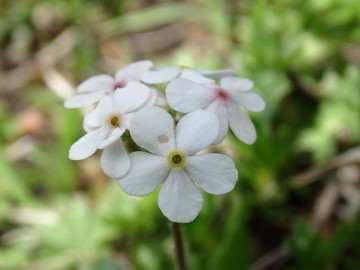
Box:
xmin=140 ymin=88 xmax=157 ymax=108
xmin=232 ymin=92 xmax=266 ymax=112
xmin=117 ymin=152 xmax=169 ymax=196
xmin=83 ymin=121 xmax=96 ymax=133
xmin=199 ymin=69 xmax=236 ymax=80
xmin=84 ymin=95 xmax=113 ymax=128
xmin=121 ymin=113 xmax=134 ymax=129
xmin=166 ymin=78 xmax=214 ymax=113
xmin=176 ymin=110 xmax=219 ymax=155
xmin=158 ymin=169 xmax=203 ymax=223
xmin=114 ymin=82 xmax=150 ymax=113
xmin=68 ymin=126 xmax=108 ymax=160
xmin=115 ymin=60 xmax=153 ymax=82
xmin=186 ymin=153 xmax=237 ymax=194
xmin=100 ymin=139 xmax=130 ymax=178
xmin=179 ymin=69 xmax=214 ymax=84
xmin=77 ymin=75 xmax=114 ymax=93
xmin=129 ymin=106 xmax=176 ymax=156
xmin=64 ymin=91 xmax=106 ymax=108
xmin=98 ymin=127 xmax=125 ymax=149
xmin=141 ymin=67 xmax=181 ymax=84
xmin=221 ymin=77 xmax=254 ymax=92
xmin=228 ymin=103 xmax=257 ymax=144
xmin=205 ymin=100 xmax=229 ymax=144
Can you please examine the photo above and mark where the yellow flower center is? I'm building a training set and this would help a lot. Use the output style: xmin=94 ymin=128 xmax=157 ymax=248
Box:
xmin=107 ymin=113 xmax=121 ymax=128
xmin=167 ymin=150 xmax=186 ymax=169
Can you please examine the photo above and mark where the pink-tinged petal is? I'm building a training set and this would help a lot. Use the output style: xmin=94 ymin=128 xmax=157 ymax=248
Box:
xmin=199 ymin=69 xmax=236 ymax=80
xmin=68 ymin=126 xmax=108 ymax=160
xmin=141 ymin=67 xmax=181 ymax=84
xmin=77 ymin=75 xmax=114 ymax=93
xmin=232 ymin=92 xmax=265 ymax=112
xmin=98 ymin=127 xmax=125 ymax=149
xmin=176 ymin=110 xmax=219 ymax=155
xmin=84 ymin=95 xmax=113 ymax=128
xmin=186 ymin=153 xmax=237 ymax=195
xmin=205 ymin=100 xmax=229 ymax=144
xmin=228 ymin=103 xmax=257 ymax=144
xmin=115 ymin=60 xmax=153 ymax=82
xmin=64 ymin=91 xmax=106 ymax=108
xmin=166 ymin=78 xmax=214 ymax=113
xmin=100 ymin=139 xmax=130 ymax=178
xmin=179 ymin=69 xmax=214 ymax=84
xmin=117 ymin=152 xmax=169 ymax=196
xmin=129 ymin=106 xmax=176 ymax=156
xmin=221 ymin=77 xmax=254 ymax=92
xmin=114 ymin=82 xmax=150 ymax=113
xmin=158 ymin=169 xmax=203 ymax=223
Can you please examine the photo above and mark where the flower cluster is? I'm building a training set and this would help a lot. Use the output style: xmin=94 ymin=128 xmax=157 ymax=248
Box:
xmin=65 ymin=60 xmax=265 ymax=223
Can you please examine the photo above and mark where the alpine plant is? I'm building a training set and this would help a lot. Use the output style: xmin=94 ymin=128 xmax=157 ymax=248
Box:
xmin=65 ymin=60 xmax=265 ymax=223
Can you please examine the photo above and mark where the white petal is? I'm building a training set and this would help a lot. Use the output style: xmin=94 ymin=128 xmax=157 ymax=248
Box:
xmin=64 ymin=91 xmax=106 ymax=108
xmin=98 ymin=127 xmax=125 ymax=149
xmin=84 ymin=95 xmax=113 ymax=128
xmin=179 ymin=69 xmax=214 ymax=84
xmin=232 ymin=92 xmax=265 ymax=112
xmin=141 ymin=67 xmax=181 ymax=84
xmin=176 ymin=110 xmax=219 ymax=155
xmin=205 ymin=100 xmax=229 ymax=144
xmin=121 ymin=113 xmax=134 ymax=129
xmin=158 ymin=169 xmax=203 ymax=223
xmin=166 ymin=78 xmax=214 ymax=113
xmin=221 ymin=77 xmax=254 ymax=92
xmin=115 ymin=60 xmax=153 ymax=82
xmin=140 ymin=88 xmax=157 ymax=108
xmin=117 ymin=152 xmax=169 ymax=196
xmin=228 ymin=103 xmax=257 ymax=144
xmin=68 ymin=126 xmax=108 ymax=160
xmin=77 ymin=75 xmax=114 ymax=93
xmin=83 ymin=122 xmax=96 ymax=133
xmin=100 ymin=139 xmax=130 ymax=178
xmin=114 ymin=82 xmax=150 ymax=113
xmin=154 ymin=89 xmax=167 ymax=107
xmin=199 ymin=69 xmax=236 ymax=80
xmin=186 ymin=153 xmax=237 ymax=194
xmin=129 ymin=106 xmax=176 ymax=156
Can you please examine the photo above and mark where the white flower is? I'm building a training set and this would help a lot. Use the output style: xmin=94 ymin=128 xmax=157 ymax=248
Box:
xmin=166 ymin=77 xmax=265 ymax=144
xmin=117 ymin=106 xmax=238 ymax=223
xmin=68 ymin=83 xmax=151 ymax=178
xmin=64 ymin=60 xmax=153 ymax=108
xmin=141 ymin=66 xmax=236 ymax=84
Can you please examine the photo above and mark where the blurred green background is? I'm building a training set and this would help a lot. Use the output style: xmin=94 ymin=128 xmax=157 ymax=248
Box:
xmin=0 ymin=0 xmax=359 ymax=269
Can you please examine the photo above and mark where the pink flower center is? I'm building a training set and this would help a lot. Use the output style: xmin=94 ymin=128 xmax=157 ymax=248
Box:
xmin=215 ymin=87 xmax=231 ymax=102
xmin=113 ymin=80 xmax=127 ymax=90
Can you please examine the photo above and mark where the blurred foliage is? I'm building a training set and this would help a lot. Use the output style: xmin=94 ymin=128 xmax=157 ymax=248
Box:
xmin=0 ymin=0 xmax=359 ymax=269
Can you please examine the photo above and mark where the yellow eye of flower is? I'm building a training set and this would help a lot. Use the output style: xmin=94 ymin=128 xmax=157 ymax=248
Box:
xmin=172 ymin=154 xmax=182 ymax=164
xmin=108 ymin=113 xmax=121 ymax=128
xmin=167 ymin=150 xmax=186 ymax=169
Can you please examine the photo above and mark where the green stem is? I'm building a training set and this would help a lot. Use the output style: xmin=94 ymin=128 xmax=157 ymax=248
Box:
xmin=171 ymin=222 xmax=187 ymax=270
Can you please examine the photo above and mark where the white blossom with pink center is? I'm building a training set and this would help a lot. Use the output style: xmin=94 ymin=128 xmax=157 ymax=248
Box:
xmin=166 ymin=77 xmax=266 ymax=144
xmin=64 ymin=60 xmax=154 ymax=108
